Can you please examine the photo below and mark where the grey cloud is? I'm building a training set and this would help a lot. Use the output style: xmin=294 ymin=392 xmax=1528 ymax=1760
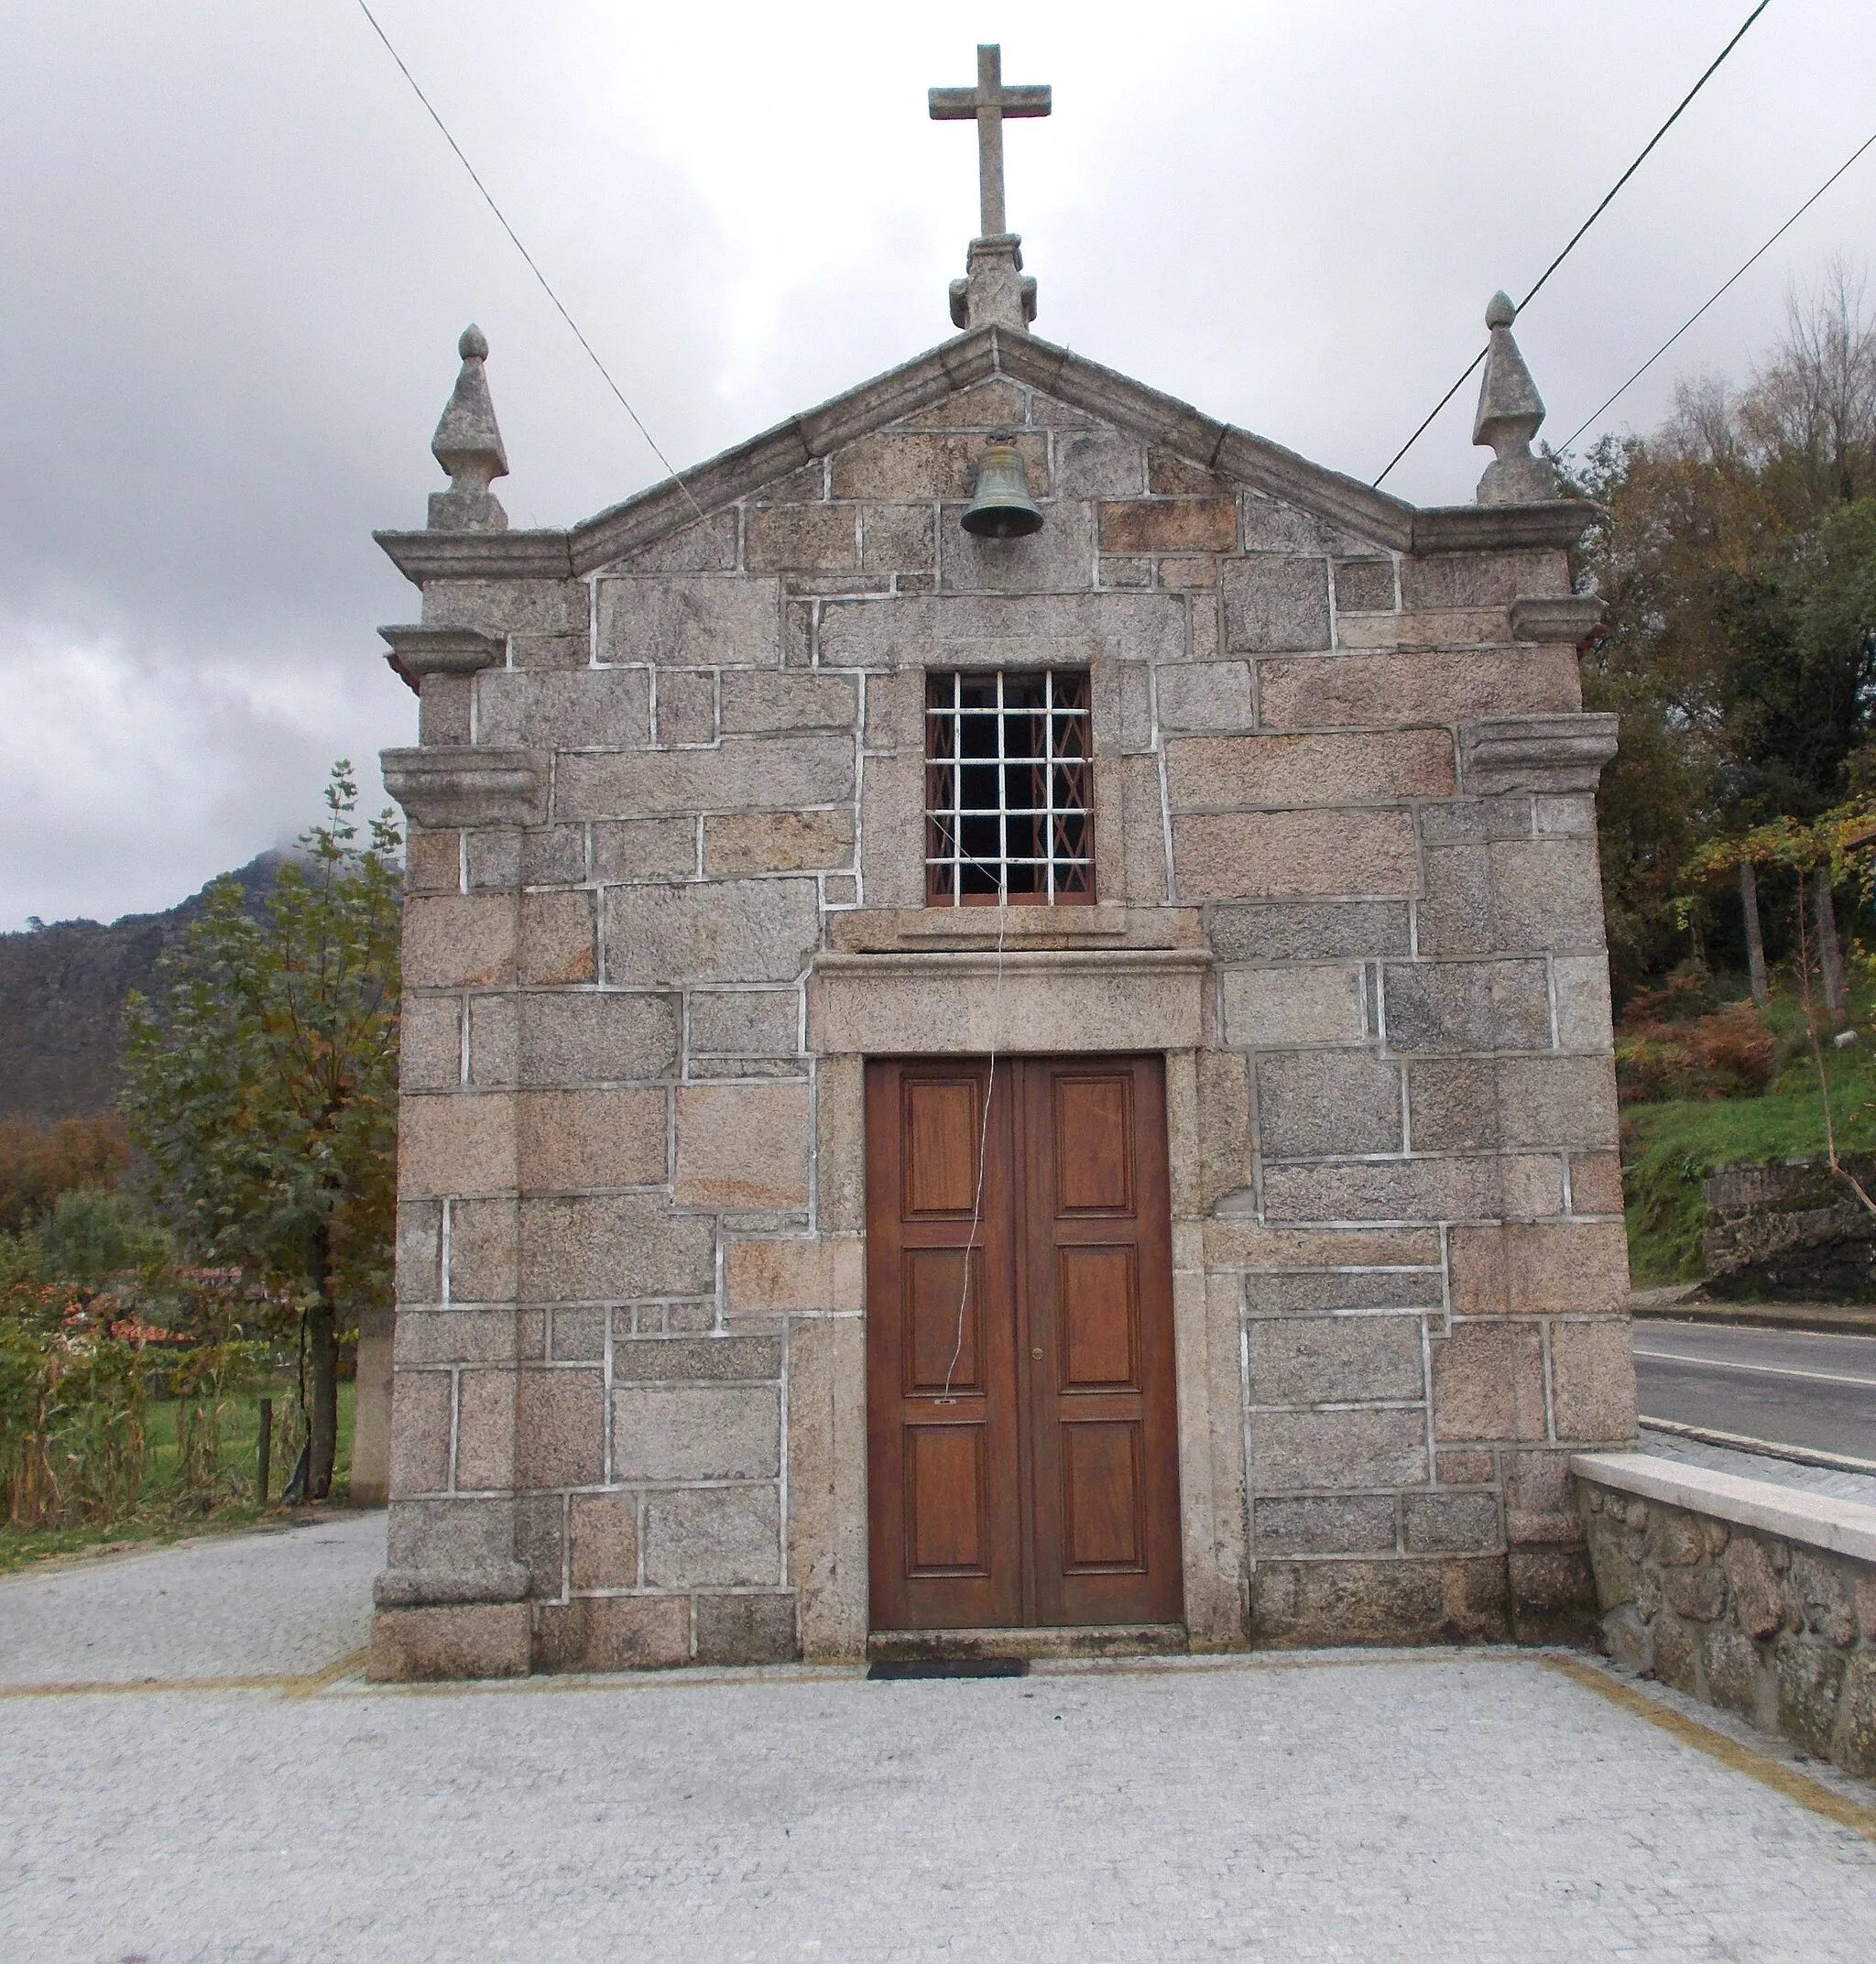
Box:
xmin=3 ymin=1 xmax=1874 ymax=923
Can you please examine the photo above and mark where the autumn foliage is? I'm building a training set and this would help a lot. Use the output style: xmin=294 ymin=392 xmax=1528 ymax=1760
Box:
xmin=0 ymin=1114 xmax=129 ymax=1236
xmin=1615 ymin=998 xmax=1777 ymax=1105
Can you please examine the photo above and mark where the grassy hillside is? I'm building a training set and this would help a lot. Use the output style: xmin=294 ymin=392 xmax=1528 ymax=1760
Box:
xmin=1620 ymin=983 xmax=1876 ymax=1284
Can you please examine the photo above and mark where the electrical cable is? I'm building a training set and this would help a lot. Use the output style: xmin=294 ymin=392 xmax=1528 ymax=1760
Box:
xmin=1371 ymin=0 xmax=1774 ymax=487
xmin=938 ymin=900 xmax=1008 ymax=1405
xmin=354 ymin=1 xmax=707 ymax=522
xmin=1559 ymin=125 xmax=1876 ymax=453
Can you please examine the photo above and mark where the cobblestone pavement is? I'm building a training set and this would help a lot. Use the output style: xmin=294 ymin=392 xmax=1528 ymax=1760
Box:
xmin=2 ymin=1526 xmax=1873 ymax=1962
xmin=1642 ymin=1421 xmax=1876 ymax=1504
xmin=0 ymin=1511 xmax=383 ymax=1685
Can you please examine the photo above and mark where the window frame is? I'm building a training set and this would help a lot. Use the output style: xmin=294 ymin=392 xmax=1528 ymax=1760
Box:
xmin=922 ymin=668 xmax=1096 ymax=907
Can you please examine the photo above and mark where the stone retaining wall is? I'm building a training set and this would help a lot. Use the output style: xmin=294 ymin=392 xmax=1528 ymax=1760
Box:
xmin=1703 ymin=1155 xmax=1876 ymax=1301
xmin=1574 ymin=1452 xmax=1876 ymax=1779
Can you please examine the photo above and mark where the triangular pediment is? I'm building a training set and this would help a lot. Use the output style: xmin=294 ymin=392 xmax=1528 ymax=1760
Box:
xmin=568 ymin=328 xmax=1423 ymax=575
xmin=376 ymin=326 xmax=1588 ymax=586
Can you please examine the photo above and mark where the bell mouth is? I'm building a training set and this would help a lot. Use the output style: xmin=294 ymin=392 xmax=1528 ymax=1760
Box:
xmin=960 ymin=503 xmax=1046 ymax=540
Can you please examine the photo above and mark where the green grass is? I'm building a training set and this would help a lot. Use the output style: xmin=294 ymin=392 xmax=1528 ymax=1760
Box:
xmin=0 ymin=1380 xmax=356 ymax=1575
xmin=1622 ymin=1000 xmax=1876 ymax=1283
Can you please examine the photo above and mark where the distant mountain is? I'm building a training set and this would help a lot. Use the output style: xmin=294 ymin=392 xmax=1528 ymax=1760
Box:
xmin=0 ymin=854 xmax=286 ymax=1123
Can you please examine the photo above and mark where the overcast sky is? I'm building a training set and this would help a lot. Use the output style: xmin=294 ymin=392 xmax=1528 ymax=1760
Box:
xmin=4 ymin=0 xmax=1874 ymax=928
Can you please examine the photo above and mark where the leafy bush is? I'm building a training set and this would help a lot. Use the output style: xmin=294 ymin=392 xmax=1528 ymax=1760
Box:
xmin=122 ymin=763 xmax=398 ymax=1502
xmin=35 ymin=1187 xmax=170 ymax=1288
xmin=1615 ymin=1000 xmax=1777 ymax=1104
xmin=0 ymin=1254 xmax=153 ymax=1528
xmin=0 ymin=1206 xmax=275 ymax=1529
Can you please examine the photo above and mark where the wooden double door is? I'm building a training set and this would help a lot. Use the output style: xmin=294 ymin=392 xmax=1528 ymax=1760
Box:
xmin=865 ymin=1055 xmax=1183 ymax=1632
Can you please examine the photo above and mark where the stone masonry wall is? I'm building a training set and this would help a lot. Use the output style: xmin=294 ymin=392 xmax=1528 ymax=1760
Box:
xmin=370 ymin=333 xmax=1634 ymax=1677
xmin=1579 ymin=1471 xmax=1876 ymax=1779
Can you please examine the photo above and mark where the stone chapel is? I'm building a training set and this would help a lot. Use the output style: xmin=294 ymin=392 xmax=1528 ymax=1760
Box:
xmin=365 ymin=47 xmax=1637 ymax=1680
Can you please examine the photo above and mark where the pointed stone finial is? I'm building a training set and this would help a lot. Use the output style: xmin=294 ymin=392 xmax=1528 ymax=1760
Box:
xmin=1473 ymin=292 xmax=1560 ymax=505
xmin=428 ymin=323 xmax=509 ymax=532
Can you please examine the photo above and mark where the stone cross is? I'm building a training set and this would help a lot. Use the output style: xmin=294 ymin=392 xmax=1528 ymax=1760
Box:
xmin=930 ymin=44 xmax=1051 ymax=240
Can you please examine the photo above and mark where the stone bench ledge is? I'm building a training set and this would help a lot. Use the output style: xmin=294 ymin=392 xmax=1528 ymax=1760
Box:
xmin=1572 ymin=1451 xmax=1876 ymax=1566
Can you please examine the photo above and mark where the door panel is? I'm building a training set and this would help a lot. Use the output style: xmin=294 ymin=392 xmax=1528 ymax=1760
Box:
xmin=1024 ymin=1057 xmax=1183 ymax=1626
xmin=867 ymin=1054 xmax=1181 ymax=1633
xmin=867 ymin=1060 xmax=1021 ymax=1631
xmin=902 ymin=1248 xmax=984 ymax=1394
xmin=904 ymin=1423 xmax=989 ymax=1574
xmin=1057 ymin=1246 xmax=1140 ymax=1390
xmin=902 ymin=1076 xmax=982 ymax=1216
xmin=1053 ymin=1074 xmax=1134 ymax=1214
xmin=1061 ymin=1422 xmax=1146 ymax=1570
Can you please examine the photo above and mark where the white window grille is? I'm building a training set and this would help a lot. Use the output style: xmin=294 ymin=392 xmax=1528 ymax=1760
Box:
xmin=924 ymin=670 xmax=1093 ymax=904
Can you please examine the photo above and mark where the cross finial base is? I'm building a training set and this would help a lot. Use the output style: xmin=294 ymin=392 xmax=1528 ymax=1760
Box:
xmin=931 ymin=45 xmax=1050 ymax=335
xmin=949 ymin=235 xmax=1037 ymax=333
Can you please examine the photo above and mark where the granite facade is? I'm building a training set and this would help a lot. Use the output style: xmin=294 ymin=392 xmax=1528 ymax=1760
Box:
xmin=368 ymin=324 xmax=1631 ymax=1677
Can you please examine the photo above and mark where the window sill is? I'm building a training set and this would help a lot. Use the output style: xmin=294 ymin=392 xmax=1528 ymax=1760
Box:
xmin=829 ymin=905 xmax=1205 ymax=955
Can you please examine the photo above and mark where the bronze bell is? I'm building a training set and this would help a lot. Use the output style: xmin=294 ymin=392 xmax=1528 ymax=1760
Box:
xmin=960 ymin=440 xmax=1044 ymax=538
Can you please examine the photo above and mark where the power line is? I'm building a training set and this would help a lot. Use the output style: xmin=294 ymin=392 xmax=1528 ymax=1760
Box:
xmin=354 ymin=1 xmax=705 ymax=521
xmin=1560 ymin=126 xmax=1876 ymax=453
xmin=1371 ymin=0 xmax=1774 ymax=487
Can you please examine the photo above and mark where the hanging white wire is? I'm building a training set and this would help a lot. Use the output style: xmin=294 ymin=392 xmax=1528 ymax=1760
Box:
xmin=938 ymin=899 xmax=1009 ymax=1403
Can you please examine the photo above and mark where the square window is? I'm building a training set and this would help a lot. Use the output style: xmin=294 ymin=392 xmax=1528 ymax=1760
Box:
xmin=925 ymin=671 xmax=1094 ymax=904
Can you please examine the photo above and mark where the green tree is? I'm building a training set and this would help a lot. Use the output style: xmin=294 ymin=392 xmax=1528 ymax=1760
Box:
xmin=33 ymin=1188 xmax=170 ymax=1303
xmin=1572 ymin=432 xmax=1733 ymax=992
xmin=1572 ymin=271 xmax=1876 ymax=998
xmin=121 ymin=764 xmax=400 ymax=1500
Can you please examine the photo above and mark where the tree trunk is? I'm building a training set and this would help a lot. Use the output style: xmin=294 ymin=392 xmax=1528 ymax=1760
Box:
xmin=306 ymin=1227 xmax=339 ymax=1502
xmin=1740 ymin=860 xmax=1769 ymax=1005
xmin=1815 ymin=876 xmax=1848 ymax=1024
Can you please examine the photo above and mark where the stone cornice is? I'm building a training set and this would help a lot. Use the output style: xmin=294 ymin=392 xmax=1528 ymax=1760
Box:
xmin=1459 ymin=714 xmax=1620 ymax=795
xmin=830 ymin=904 xmax=1204 ymax=953
xmin=1508 ymin=595 xmax=1607 ymax=645
xmin=813 ymin=947 xmax=1212 ymax=976
xmin=808 ymin=945 xmax=1211 ymax=1054
xmin=996 ymin=333 xmax=1421 ymax=551
xmin=379 ymin=625 xmax=507 ymax=696
xmin=1410 ymin=503 xmax=1599 ymax=553
xmin=1573 ymin=1452 xmax=1876 ymax=1566
xmin=565 ymin=336 xmax=1003 ymax=575
xmin=380 ymin=746 xmax=548 ymax=829
xmin=374 ymin=529 xmax=574 ymax=586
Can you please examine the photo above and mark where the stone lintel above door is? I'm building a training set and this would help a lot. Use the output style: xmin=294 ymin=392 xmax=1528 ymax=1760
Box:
xmin=808 ymin=945 xmax=1209 ymax=1055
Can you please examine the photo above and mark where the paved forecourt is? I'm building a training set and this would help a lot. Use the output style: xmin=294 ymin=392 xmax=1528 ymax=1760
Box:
xmin=0 ymin=1511 xmax=383 ymax=1686
xmin=3 ymin=1522 xmax=1874 ymax=1961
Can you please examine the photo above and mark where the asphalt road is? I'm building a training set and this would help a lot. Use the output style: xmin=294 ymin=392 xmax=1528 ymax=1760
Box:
xmin=1632 ymin=1321 xmax=1876 ymax=1461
